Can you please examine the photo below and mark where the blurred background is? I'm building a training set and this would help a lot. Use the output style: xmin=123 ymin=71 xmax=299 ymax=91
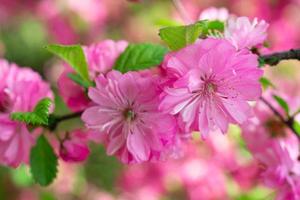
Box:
xmin=0 ymin=0 xmax=300 ymax=199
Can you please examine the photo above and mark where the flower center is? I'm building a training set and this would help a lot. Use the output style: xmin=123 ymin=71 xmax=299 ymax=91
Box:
xmin=123 ymin=108 xmax=136 ymax=122
xmin=206 ymin=82 xmax=217 ymax=93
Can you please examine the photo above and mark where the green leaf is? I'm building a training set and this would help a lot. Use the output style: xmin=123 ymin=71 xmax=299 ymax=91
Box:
xmin=67 ymin=73 xmax=93 ymax=88
xmin=201 ymin=20 xmax=225 ymax=36
xmin=159 ymin=21 xmax=204 ymax=51
xmin=293 ymin=121 xmax=300 ymax=136
xmin=273 ymin=95 xmax=289 ymax=116
xmin=260 ymin=77 xmax=275 ymax=90
xmin=30 ymin=135 xmax=58 ymax=186
xmin=159 ymin=20 xmax=224 ymax=51
xmin=114 ymin=43 xmax=168 ymax=73
xmin=11 ymin=98 xmax=52 ymax=125
xmin=46 ymin=44 xmax=91 ymax=82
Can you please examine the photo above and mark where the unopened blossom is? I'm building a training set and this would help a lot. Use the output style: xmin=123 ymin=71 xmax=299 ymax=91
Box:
xmin=82 ymin=71 xmax=177 ymax=163
xmin=0 ymin=59 xmax=53 ymax=167
xmin=224 ymin=17 xmax=269 ymax=49
xmin=59 ymin=130 xmax=90 ymax=162
xmin=198 ymin=7 xmax=229 ymax=21
xmin=159 ymin=38 xmax=263 ymax=137
xmin=58 ymin=40 xmax=128 ymax=111
xmin=242 ymin=92 xmax=300 ymax=200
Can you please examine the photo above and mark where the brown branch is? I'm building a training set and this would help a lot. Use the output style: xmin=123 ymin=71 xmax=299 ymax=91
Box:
xmin=260 ymin=49 xmax=300 ymax=66
xmin=260 ymin=97 xmax=300 ymax=140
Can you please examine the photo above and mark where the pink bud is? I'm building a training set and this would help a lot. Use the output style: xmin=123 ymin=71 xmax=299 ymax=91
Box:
xmin=59 ymin=131 xmax=90 ymax=162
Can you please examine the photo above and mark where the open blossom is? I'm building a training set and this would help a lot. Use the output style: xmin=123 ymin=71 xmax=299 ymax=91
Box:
xmin=242 ymin=92 xmax=300 ymax=200
xmin=224 ymin=17 xmax=269 ymax=49
xmin=0 ymin=59 xmax=52 ymax=167
xmin=59 ymin=130 xmax=90 ymax=162
xmin=159 ymin=38 xmax=263 ymax=137
xmin=58 ymin=40 xmax=128 ymax=111
xmin=82 ymin=71 xmax=177 ymax=163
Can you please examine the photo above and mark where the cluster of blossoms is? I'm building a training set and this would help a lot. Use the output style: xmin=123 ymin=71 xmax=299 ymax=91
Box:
xmin=0 ymin=59 xmax=52 ymax=167
xmin=1 ymin=4 xmax=300 ymax=199
xmin=242 ymin=90 xmax=300 ymax=200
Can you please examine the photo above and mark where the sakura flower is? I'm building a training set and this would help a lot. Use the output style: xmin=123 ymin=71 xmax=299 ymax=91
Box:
xmin=83 ymin=40 xmax=128 ymax=77
xmin=82 ymin=71 xmax=177 ymax=163
xmin=59 ymin=130 xmax=90 ymax=162
xmin=159 ymin=38 xmax=263 ymax=137
xmin=199 ymin=7 xmax=229 ymax=21
xmin=0 ymin=59 xmax=53 ymax=167
xmin=224 ymin=17 xmax=269 ymax=50
xmin=58 ymin=40 xmax=128 ymax=111
xmin=242 ymin=91 xmax=300 ymax=200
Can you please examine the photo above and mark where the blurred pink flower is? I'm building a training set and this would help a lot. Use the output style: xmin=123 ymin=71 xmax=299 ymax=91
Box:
xmin=59 ymin=130 xmax=90 ymax=162
xmin=0 ymin=59 xmax=53 ymax=167
xmin=58 ymin=40 xmax=128 ymax=111
xmin=242 ymin=91 xmax=300 ymax=200
xmin=57 ymin=66 xmax=91 ymax=112
xmin=225 ymin=17 xmax=269 ymax=49
xmin=159 ymin=38 xmax=263 ymax=137
xmin=82 ymin=71 xmax=178 ymax=163
xmin=198 ymin=7 xmax=229 ymax=21
xmin=83 ymin=40 xmax=128 ymax=78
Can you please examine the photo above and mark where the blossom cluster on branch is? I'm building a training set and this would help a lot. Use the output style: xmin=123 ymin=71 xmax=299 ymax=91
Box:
xmin=0 ymin=5 xmax=300 ymax=200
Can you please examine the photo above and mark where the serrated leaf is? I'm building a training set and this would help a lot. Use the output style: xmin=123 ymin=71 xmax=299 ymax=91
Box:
xmin=46 ymin=44 xmax=91 ymax=82
xmin=113 ymin=43 xmax=168 ymax=73
xmin=30 ymin=135 xmax=58 ymax=186
xmin=11 ymin=98 xmax=52 ymax=125
xmin=159 ymin=20 xmax=224 ymax=51
xmin=293 ymin=121 xmax=300 ymax=136
xmin=201 ymin=20 xmax=225 ymax=36
xmin=260 ymin=77 xmax=275 ymax=90
xmin=273 ymin=95 xmax=289 ymax=116
xmin=67 ymin=73 xmax=93 ymax=89
xmin=159 ymin=22 xmax=204 ymax=51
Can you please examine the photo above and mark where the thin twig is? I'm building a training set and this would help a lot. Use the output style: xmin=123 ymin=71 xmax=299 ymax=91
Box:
xmin=260 ymin=49 xmax=300 ymax=66
xmin=260 ymin=97 xmax=300 ymax=140
xmin=48 ymin=111 xmax=83 ymax=131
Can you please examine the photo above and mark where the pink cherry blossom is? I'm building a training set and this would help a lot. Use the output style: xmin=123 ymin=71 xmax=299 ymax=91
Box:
xmin=159 ymin=38 xmax=263 ymax=137
xmin=58 ymin=40 xmax=128 ymax=111
xmin=59 ymin=130 xmax=90 ymax=162
xmin=82 ymin=70 xmax=178 ymax=163
xmin=224 ymin=17 xmax=269 ymax=49
xmin=0 ymin=59 xmax=53 ymax=167
xmin=83 ymin=40 xmax=128 ymax=77
xmin=242 ymin=92 xmax=300 ymax=200
xmin=198 ymin=7 xmax=229 ymax=21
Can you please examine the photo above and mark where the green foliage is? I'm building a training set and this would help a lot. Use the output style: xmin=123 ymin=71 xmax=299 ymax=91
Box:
xmin=84 ymin=144 xmax=122 ymax=192
xmin=114 ymin=43 xmax=168 ymax=73
xmin=30 ymin=135 xmax=58 ymax=186
xmin=201 ymin=20 xmax=225 ymax=36
xmin=293 ymin=121 xmax=300 ymax=136
xmin=11 ymin=98 xmax=52 ymax=126
xmin=260 ymin=77 xmax=275 ymax=90
xmin=159 ymin=20 xmax=224 ymax=51
xmin=159 ymin=21 xmax=204 ymax=51
xmin=10 ymin=165 xmax=34 ymax=187
xmin=273 ymin=95 xmax=289 ymax=116
xmin=0 ymin=19 xmax=51 ymax=72
xmin=46 ymin=44 xmax=91 ymax=83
